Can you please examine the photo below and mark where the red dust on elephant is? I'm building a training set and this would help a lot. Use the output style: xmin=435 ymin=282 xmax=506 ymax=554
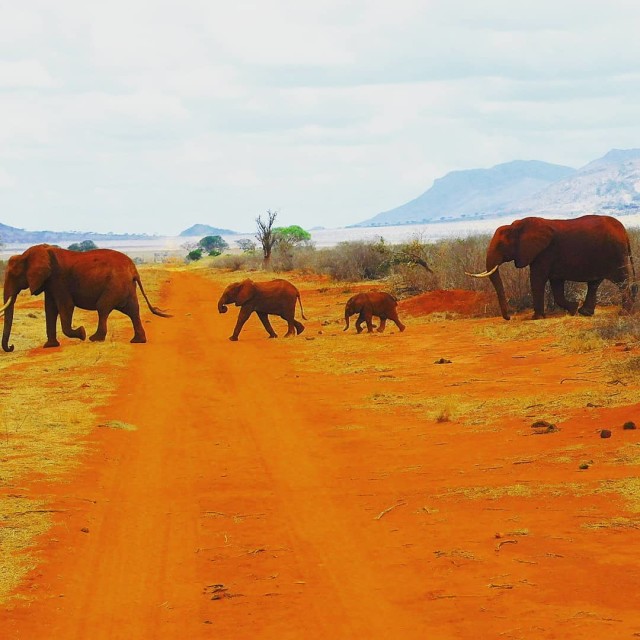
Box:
xmin=1 ymin=244 xmax=170 ymax=351
xmin=467 ymin=215 xmax=636 ymax=320
xmin=343 ymin=291 xmax=406 ymax=334
xmin=218 ymin=278 xmax=307 ymax=341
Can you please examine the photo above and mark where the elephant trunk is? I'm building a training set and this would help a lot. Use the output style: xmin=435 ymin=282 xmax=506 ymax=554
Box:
xmin=344 ymin=305 xmax=354 ymax=331
xmin=486 ymin=247 xmax=510 ymax=321
xmin=217 ymin=297 xmax=228 ymax=314
xmin=488 ymin=268 xmax=510 ymax=320
xmin=2 ymin=295 xmax=17 ymax=352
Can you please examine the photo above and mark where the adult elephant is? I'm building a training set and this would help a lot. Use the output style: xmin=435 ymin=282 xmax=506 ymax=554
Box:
xmin=0 ymin=244 xmax=171 ymax=351
xmin=466 ymin=215 xmax=636 ymax=320
xmin=344 ymin=291 xmax=406 ymax=333
xmin=217 ymin=278 xmax=307 ymax=341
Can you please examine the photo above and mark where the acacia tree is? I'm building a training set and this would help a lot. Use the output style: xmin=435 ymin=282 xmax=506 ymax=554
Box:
xmin=255 ymin=209 xmax=279 ymax=269
xmin=272 ymin=225 xmax=312 ymax=270
xmin=198 ymin=235 xmax=228 ymax=255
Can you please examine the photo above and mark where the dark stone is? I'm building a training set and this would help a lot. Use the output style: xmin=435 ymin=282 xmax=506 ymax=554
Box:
xmin=531 ymin=420 xmax=557 ymax=433
xmin=623 ymin=421 xmax=637 ymax=430
xmin=434 ymin=358 xmax=452 ymax=364
xmin=600 ymin=429 xmax=612 ymax=439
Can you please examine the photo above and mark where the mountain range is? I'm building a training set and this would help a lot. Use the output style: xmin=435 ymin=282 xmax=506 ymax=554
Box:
xmin=0 ymin=223 xmax=151 ymax=244
xmin=355 ymin=148 xmax=640 ymax=226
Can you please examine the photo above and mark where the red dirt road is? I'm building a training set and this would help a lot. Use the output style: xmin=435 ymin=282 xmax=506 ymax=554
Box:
xmin=3 ymin=271 xmax=640 ymax=639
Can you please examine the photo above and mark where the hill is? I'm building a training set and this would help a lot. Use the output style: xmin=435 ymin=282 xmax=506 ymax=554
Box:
xmin=514 ymin=148 xmax=640 ymax=217
xmin=179 ymin=224 xmax=238 ymax=237
xmin=0 ymin=222 xmax=151 ymax=244
xmin=356 ymin=160 xmax=576 ymax=226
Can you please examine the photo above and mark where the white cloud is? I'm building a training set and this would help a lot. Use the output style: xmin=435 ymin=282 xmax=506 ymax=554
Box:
xmin=0 ymin=60 xmax=55 ymax=88
xmin=2 ymin=1 xmax=640 ymax=234
xmin=0 ymin=169 xmax=16 ymax=188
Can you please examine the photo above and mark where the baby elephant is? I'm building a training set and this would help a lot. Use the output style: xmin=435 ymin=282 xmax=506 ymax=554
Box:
xmin=344 ymin=291 xmax=405 ymax=334
xmin=218 ymin=278 xmax=307 ymax=341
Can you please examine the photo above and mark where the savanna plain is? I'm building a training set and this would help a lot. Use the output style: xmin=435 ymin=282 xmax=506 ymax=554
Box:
xmin=1 ymin=259 xmax=640 ymax=639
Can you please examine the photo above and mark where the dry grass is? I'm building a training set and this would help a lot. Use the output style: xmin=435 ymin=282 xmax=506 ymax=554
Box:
xmin=597 ymin=477 xmax=640 ymax=512
xmin=362 ymin=384 xmax=640 ymax=427
xmin=0 ymin=265 xmax=170 ymax=604
xmin=0 ymin=495 xmax=51 ymax=599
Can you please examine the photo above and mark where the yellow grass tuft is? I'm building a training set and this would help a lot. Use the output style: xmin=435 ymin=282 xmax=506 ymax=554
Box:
xmin=0 ymin=266 xmax=170 ymax=604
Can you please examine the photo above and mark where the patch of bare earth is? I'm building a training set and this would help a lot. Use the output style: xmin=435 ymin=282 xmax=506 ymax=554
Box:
xmin=1 ymin=268 xmax=640 ymax=638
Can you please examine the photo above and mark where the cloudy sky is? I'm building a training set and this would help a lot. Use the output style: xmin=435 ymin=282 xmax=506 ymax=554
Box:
xmin=1 ymin=0 xmax=640 ymax=235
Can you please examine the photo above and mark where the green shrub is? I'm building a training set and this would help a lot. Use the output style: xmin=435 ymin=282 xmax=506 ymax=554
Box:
xmin=68 ymin=240 xmax=98 ymax=252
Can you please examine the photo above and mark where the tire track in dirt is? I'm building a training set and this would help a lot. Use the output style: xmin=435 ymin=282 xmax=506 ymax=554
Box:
xmin=3 ymin=271 xmax=423 ymax=639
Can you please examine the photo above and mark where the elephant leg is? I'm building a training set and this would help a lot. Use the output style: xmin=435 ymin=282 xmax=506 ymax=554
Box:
xmin=550 ymin=279 xmax=578 ymax=315
xmin=619 ymin=281 xmax=635 ymax=314
xmin=57 ymin=299 xmax=86 ymax=342
xmin=257 ymin=312 xmax=277 ymax=338
xmin=364 ymin=311 xmax=374 ymax=333
xmin=579 ymin=280 xmax=601 ymax=316
xmin=282 ymin=315 xmax=297 ymax=338
xmin=43 ymin=293 xmax=61 ymax=348
xmin=389 ymin=310 xmax=406 ymax=332
xmin=355 ymin=312 xmax=365 ymax=334
xmin=89 ymin=306 xmax=112 ymax=342
xmin=293 ymin=320 xmax=305 ymax=335
xmin=121 ymin=297 xmax=147 ymax=343
xmin=530 ymin=271 xmax=547 ymax=319
xmin=230 ymin=306 xmax=253 ymax=341
xmin=377 ymin=316 xmax=387 ymax=333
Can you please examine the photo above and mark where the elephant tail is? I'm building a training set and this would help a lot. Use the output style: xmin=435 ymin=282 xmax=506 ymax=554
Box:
xmin=134 ymin=275 xmax=173 ymax=318
xmin=628 ymin=237 xmax=636 ymax=281
xmin=297 ymin=293 xmax=308 ymax=320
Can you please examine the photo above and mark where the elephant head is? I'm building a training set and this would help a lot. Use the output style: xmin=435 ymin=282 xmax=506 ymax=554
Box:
xmin=466 ymin=218 xmax=554 ymax=320
xmin=217 ymin=279 xmax=256 ymax=314
xmin=1 ymin=244 xmax=54 ymax=352
xmin=343 ymin=295 xmax=362 ymax=331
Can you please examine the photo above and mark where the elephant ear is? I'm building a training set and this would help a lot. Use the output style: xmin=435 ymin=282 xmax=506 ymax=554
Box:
xmin=26 ymin=245 xmax=53 ymax=294
xmin=235 ymin=279 xmax=256 ymax=305
xmin=514 ymin=219 xmax=554 ymax=268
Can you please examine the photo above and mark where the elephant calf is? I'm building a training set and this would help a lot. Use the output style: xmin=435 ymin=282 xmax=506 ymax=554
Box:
xmin=218 ymin=278 xmax=307 ymax=341
xmin=344 ymin=291 xmax=405 ymax=334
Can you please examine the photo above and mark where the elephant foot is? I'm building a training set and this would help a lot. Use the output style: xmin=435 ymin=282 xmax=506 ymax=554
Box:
xmin=43 ymin=339 xmax=60 ymax=348
xmin=296 ymin=325 xmax=305 ymax=335
xmin=78 ymin=326 xmax=86 ymax=340
xmin=531 ymin=313 xmax=546 ymax=320
xmin=566 ymin=303 xmax=579 ymax=316
xmin=89 ymin=333 xmax=106 ymax=342
xmin=229 ymin=336 xmax=239 ymax=342
xmin=268 ymin=333 xmax=278 ymax=339
xmin=398 ymin=325 xmax=406 ymax=332
xmin=130 ymin=335 xmax=147 ymax=343
xmin=578 ymin=307 xmax=594 ymax=317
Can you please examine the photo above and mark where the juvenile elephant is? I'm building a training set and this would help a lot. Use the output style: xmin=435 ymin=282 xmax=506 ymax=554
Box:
xmin=218 ymin=278 xmax=307 ymax=341
xmin=467 ymin=215 xmax=636 ymax=320
xmin=344 ymin=291 xmax=406 ymax=333
xmin=0 ymin=244 xmax=171 ymax=351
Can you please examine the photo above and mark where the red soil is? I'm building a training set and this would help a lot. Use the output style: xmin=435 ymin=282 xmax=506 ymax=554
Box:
xmin=2 ymin=272 xmax=640 ymax=638
xmin=400 ymin=288 xmax=494 ymax=316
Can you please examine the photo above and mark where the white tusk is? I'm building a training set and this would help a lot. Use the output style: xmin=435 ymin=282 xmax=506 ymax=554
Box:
xmin=465 ymin=265 xmax=499 ymax=278
xmin=0 ymin=297 xmax=13 ymax=315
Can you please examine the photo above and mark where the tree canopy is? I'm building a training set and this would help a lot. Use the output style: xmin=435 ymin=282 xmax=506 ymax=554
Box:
xmin=274 ymin=225 xmax=311 ymax=245
xmin=68 ymin=240 xmax=98 ymax=252
xmin=198 ymin=235 xmax=228 ymax=254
